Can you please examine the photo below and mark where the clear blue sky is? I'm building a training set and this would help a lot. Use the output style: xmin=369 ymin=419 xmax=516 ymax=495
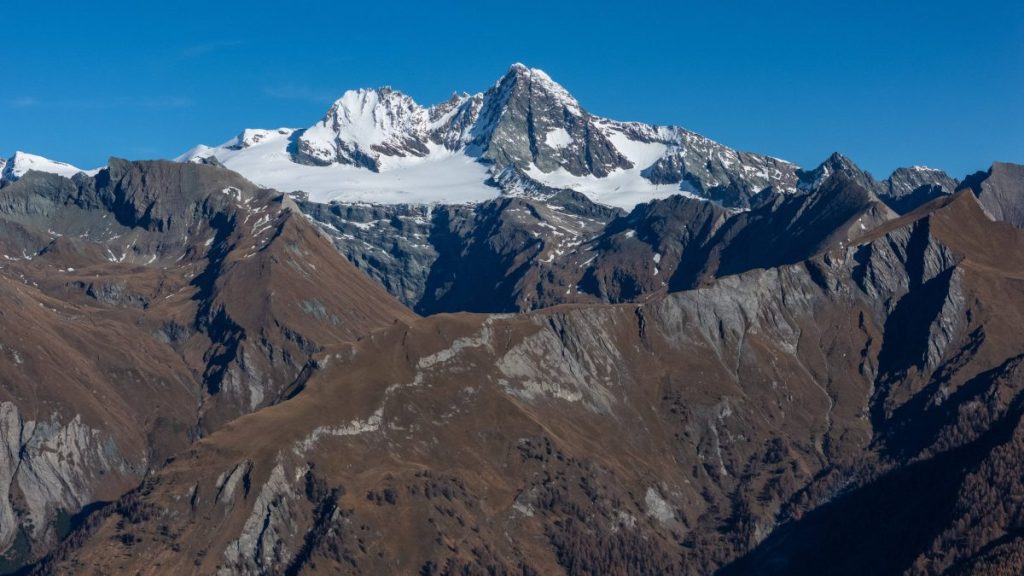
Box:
xmin=2 ymin=0 xmax=1021 ymax=179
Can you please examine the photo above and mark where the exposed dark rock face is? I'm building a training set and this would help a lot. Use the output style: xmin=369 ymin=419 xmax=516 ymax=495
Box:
xmin=294 ymin=200 xmax=438 ymax=308
xmin=292 ymin=163 xmax=1019 ymax=319
xmin=575 ymin=194 xmax=728 ymax=302
xmin=880 ymin=166 xmax=958 ymax=214
xmin=683 ymin=173 xmax=897 ymax=286
xmin=797 ymin=152 xmax=879 ymax=193
xmin=721 ymin=192 xmax=1024 ymax=576
xmin=428 ymin=92 xmax=484 ymax=151
xmin=470 ymin=64 xmax=633 ymax=178
xmin=288 ymin=64 xmax=635 ymax=182
xmin=796 ymin=153 xmax=961 ymax=216
xmin=297 ymin=173 xmax=900 ymax=314
xmin=633 ymin=122 xmax=800 ymax=207
xmin=297 ymin=191 xmax=624 ymax=314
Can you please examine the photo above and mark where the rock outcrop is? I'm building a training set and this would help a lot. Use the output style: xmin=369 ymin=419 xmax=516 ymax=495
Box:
xmin=960 ymin=161 xmax=1024 ymax=228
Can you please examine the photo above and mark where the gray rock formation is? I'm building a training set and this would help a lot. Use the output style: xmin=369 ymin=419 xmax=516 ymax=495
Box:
xmin=295 ymin=174 xmax=906 ymax=314
xmin=469 ymin=63 xmax=632 ymax=178
xmin=797 ymin=152 xmax=879 ymax=193
xmin=0 ymin=160 xmax=413 ymax=567
xmin=0 ymin=402 xmax=131 ymax=557
xmin=961 ymin=162 xmax=1024 ymax=228
xmin=881 ymin=166 xmax=958 ymax=213
xmin=631 ymin=122 xmax=799 ymax=206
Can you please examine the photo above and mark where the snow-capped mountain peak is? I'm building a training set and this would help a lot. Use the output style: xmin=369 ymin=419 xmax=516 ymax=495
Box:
xmin=1 ymin=151 xmax=88 ymax=181
xmin=884 ymin=164 xmax=957 ymax=203
xmin=467 ymin=63 xmax=631 ymax=180
xmin=173 ymin=64 xmax=839 ymax=209
xmin=498 ymin=63 xmax=582 ymax=116
xmin=326 ymin=87 xmax=426 ymax=146
xmin=797 ymin=152 xmax=875 ymax=192
xmin=294 ymin=86 xmax=431 ymax=171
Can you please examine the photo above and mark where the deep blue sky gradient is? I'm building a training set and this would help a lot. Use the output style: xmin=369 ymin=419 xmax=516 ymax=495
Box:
xmin=2 ymin=0 xmax=1021 ymax=178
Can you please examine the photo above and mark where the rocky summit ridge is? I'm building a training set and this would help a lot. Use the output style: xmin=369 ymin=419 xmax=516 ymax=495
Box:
xmin=8 ymin=64 xmax=966 ymax=213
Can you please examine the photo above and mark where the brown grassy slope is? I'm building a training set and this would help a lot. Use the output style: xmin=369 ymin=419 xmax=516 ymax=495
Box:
xmin=33 ymin=189 xmax=1024 ymax=576
xmin=33 ymin=234 xmax=891 ymax=572
xmin=0 ymin=162 xmax=415 ymax=567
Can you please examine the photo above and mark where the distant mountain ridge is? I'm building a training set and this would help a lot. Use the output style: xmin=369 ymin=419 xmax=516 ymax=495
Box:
xmin=2 ymin=64 xmax=995 ymax=214
xmin=168 ymin=64 xmax=961 ymax=210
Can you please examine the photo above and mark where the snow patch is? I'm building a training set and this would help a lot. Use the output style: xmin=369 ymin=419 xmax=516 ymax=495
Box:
xmin=181 ymin=129 xmax=497 ymax=205
xmin=544 ymin=127 xmax=572 ymax=149
xmin=522 ymin=127 xmax=699 ymax=209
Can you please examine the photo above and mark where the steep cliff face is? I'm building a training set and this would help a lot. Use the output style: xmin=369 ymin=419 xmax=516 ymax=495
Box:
xmin=35 ymin=190 xmax=1024 ymax=575
xmin=571 ymin=194 xmax=728 ymax=302
xmin=0 ymin=400 xmax=149 ymax=564
xmin=960 ymin=162 xmax=1024 ymax=228
xmin=676 ymin=173 xmax=897 ymax=287
xmin=469 ymin=64 xmax=633 ymax=178
xmin=298 ymin=174 xmax=897 ymax=314
xmin=297 ymin=191 xmax=626 ymax=314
